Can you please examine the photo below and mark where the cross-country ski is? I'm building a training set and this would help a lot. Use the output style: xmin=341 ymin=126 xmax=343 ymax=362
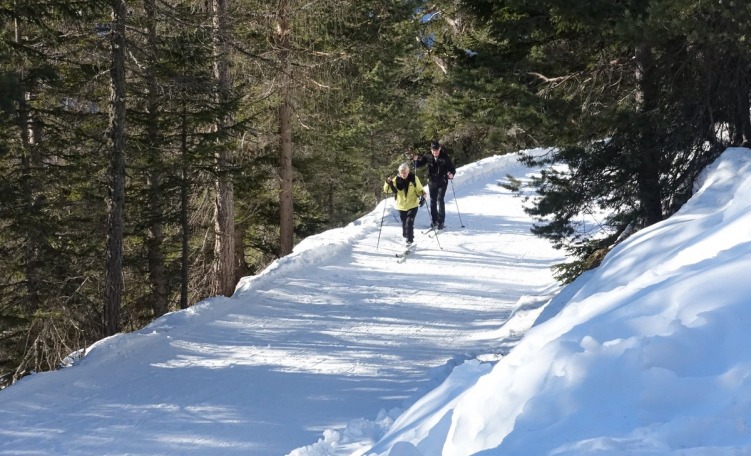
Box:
xmin=395 ymin=243 xmax=416 ymax=263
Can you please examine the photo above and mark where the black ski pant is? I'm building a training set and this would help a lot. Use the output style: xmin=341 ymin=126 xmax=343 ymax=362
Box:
xmin=428 ymin=181 xmax=448 ymax=225
xmin=400 ymin=207 xmax=419 ymax=242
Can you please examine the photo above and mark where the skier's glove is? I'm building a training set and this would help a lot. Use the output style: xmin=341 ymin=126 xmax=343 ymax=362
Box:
xmin=419 ymin=195 xmax=426 ymax=207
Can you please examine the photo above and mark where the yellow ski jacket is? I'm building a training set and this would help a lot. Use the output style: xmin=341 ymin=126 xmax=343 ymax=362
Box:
xmin=383 ymin=173 xmax=425 ymax=211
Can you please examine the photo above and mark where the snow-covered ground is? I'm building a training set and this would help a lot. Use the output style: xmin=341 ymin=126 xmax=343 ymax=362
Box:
xmin=3 ymin=147 xmax=751 ymax=455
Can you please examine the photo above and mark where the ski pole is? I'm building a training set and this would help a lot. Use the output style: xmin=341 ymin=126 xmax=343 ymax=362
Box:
xmin=376 ymin=196 xmax=388 ymax=250
xmin=431 ymin=220 xmax=443 ymax=250
xmin=450 ymin=179 xmax=465 ymax=228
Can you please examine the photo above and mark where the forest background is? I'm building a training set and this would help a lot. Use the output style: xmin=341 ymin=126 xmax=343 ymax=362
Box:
xmin=2 ymin=0 xmax=750 ymax=388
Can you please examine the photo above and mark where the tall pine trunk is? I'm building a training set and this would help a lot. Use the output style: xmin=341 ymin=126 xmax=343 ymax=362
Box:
xmin=279 ymin=100 xmax=294 ymax=255
xmin=277 ymin=0 xmax=294 ymax=256
xmin=144 ymin=0 xmax=168 ymax=317
xmin=15 ymin=17 xmax=41 ymax=312
xmin=211 ymin=0 xmax=236 ymax=296
xmin=234 ymin=219 xmax=250 ymax=280
xmin=634 ymin=43 xmax=663 ymax=226
xmin=103 ymin=0 xmax=127 ymax=337
xmin=734 ymin=59 xmax=751 ymax=147
xmin=179 ymin=104 xmax=190 ymax=310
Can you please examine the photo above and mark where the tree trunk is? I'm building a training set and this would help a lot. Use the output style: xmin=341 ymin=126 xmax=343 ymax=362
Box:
xmin=634 ymin=43 xmax=663 ymax=226
xmin=211 ymin=0 xmax=236 ymax=297
xmin=15 ymin=17 xmax=42 ymax=312
xmin=179 ymin=104 xmax=190 ymax=310
xmin=277 ymin=0 xmax=294 ymax=256
xmin=734 ymin=60 xmax=751 ymax=147
xmin=144 ymin=0 xmax=168 ymax=318
xmin=234 ymin=219 xmax=250 ymax=280
xmin=103 ymin=0 xmax=127 ymax=337
xmin=279 ymin=100 xmax=294 ymax=255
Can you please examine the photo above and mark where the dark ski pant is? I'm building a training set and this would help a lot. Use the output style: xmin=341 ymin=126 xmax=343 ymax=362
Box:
xmin=400 ymin=207 xmax=419 ymax=242
xmin=428 ymin=181 xmax=448 ymax=226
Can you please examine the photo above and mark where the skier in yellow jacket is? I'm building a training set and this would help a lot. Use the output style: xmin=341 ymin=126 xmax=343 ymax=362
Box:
xmin=384 ymin=162 xmax=426 ymax=245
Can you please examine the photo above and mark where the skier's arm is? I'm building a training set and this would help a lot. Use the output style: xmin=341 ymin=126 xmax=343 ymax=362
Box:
xmin=384 ymin=177 xmax=397 ymax=194
xmin=446 ymin=156 xmax=456 ymax=179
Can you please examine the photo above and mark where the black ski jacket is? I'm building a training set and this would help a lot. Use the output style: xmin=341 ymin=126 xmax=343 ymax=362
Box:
xmin=415 ymin=148 xmax=456 ymax=186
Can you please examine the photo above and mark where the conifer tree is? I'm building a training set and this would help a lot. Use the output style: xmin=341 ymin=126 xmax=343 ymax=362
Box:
xmin=0 ymin=0 xmax=430 ymax=385
xmin=0 ymin=0 xmax=110 ymax=384
xmin=141 ymin=0 xmax=169 ymax=318
xmin=230 ymin=0 xmax=423 ymax=264
xmin=440 ymin=0 xmax=751 ymax=281
xmin=210 ymin=0 xmax=237 ymax=296
xmin=103 ymin=0 xmax=127 ymax=337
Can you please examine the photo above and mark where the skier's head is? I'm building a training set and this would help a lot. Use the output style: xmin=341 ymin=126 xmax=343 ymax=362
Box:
xmin=430 ymin=141 xmax=440 ymax=155
xmin=398 ymin=162 xmax=410 ymax=177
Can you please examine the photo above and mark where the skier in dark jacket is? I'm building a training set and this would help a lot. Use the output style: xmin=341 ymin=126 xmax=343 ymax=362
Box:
xmin=413 ymin=140 xmax=456 ymax=230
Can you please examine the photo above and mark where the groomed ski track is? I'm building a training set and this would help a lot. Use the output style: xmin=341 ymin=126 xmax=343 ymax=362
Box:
xmin=0 ymin=149 xmax=565 ymax=455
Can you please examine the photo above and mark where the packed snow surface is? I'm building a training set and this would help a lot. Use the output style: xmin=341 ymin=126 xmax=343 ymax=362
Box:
xmin=3 ymin=147 xmax=751 ymax=455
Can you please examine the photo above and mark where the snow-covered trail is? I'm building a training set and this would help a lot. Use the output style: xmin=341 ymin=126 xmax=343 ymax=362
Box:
xmin=0 ymin=151 xmax=565 ymax=456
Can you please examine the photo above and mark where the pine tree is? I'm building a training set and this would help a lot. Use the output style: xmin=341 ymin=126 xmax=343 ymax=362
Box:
xmin=0 ymin=0 xmax=432 ymax=385
xmin=0 ymin=0 xmax=111 ymax=385
xmin=209 ymin=0 xmax=237 ymax=296
xmin=444 ymin=0 xmax=751 ymax=281
xmin=103 ymin=0 xmax=127 ymax=337
xmin=229 ymin=0 xmax=424 ymax=264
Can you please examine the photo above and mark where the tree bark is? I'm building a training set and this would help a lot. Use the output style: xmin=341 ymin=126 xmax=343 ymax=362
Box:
xmin=211 ymin=0 xmax=236 ymax=297
xmin=15 ymin=16 xmax=42 ymax=312
xmin=279 ymin=100 xmax=294 ymax=255
xmin=734 ymin=60 xmax=751 ymax=147
xmin=634 ymin=43 xmax=663 ymax=226
xmin=103 ymin=0 xmax=127 ymax=337
xmin=234 ymin=219 xmax=250 ymax=280
xmin=144 ymin=0 xmax=168 ymax=318
xmin=179 ymin=104 xmax=190 ymax=310
xmin=277 ymin=0 xmax=294 ymax=256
